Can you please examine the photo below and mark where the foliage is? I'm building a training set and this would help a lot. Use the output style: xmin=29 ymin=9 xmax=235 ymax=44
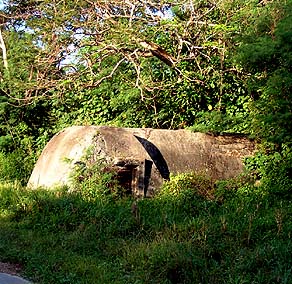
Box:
xmin=235 ymin=0 xmax=292 ymax=143
xmin=0 ymin=0 xmax=290 ymax=143
xmin=0 ymin=1 xmax=291 ymax=282
xmin=245 ymin=144 xmax=292 ymax=197
xmin=1 ymin=172 xmax=292 ymax=283
xmin=69 ymin=150 xmax=126 ymax=201
xmin=0 ymin=149 xmax=35 ymax=184
xmin=1 ymin=0 xmax=253 ymax=129
xmin=0 ymin=28 xmax=60 ymax=182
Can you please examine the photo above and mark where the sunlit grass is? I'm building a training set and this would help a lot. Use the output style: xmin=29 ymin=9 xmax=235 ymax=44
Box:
xmin=0 ymin=174 xmax=292 ymax=283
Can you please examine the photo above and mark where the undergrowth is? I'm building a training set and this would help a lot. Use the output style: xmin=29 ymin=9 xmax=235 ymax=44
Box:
xmin=0 ymin=171 xmax=292 ymax=284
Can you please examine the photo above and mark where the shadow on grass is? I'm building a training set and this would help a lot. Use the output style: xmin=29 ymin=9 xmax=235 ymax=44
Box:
xmin=0 ymin=176 xmax=292 ymax=284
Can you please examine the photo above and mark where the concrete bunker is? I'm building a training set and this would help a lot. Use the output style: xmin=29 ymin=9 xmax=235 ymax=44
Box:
xmin=28 ymin=126 xmax=255 ymax=196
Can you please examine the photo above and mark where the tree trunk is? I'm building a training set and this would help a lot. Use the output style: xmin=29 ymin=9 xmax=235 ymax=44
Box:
xmin=0 ymin=28 xmax=8 ymax=69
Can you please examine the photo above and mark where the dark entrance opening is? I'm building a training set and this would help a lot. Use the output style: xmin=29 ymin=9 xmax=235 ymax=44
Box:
xmin=116 ymin=164 xmax=139 ymax=195
xmin=114 ymin=159 xmax=153 ymax=197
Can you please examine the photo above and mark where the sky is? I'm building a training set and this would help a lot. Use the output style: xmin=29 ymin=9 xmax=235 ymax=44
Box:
xmin=0 ymin=1 xmax=4 ymax=10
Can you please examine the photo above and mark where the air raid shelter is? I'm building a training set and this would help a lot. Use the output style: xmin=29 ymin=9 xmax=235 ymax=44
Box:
xmin=28 ymin=126 xmax=255 ymax=197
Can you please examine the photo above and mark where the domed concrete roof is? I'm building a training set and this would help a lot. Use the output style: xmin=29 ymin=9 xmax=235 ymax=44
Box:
xmin=28 ymin=126 xmax=255 ymax=196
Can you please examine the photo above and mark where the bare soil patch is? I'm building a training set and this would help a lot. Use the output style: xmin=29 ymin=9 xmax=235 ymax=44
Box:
xmin=0 ymin=261 xmax=23 ymax=275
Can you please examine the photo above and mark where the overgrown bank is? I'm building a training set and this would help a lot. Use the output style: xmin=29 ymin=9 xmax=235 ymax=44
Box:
xmin=0 ymin=172 xmax=292 ymax=284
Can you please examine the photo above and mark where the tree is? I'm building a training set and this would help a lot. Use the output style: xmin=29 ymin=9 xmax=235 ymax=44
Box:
xmin=0 ymin=11 xmax=57 ymax=157
xmin=235 ymin=0 xmax=292 ymax=144
xmin=0 ymin=28 xmax=8 ymax=70
xmin=1 ymin=0 xmax=251 ymax=129
xmin=1 ymin=0 xmax=291 ymax=184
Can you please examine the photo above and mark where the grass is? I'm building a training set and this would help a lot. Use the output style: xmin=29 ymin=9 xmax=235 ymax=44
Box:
xmin=0 ymin=174 xmax=292 ymax=284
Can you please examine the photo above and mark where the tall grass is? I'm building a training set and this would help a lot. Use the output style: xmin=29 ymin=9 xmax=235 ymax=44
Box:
xmin=0 ymin=173 xmax=291 ymax=283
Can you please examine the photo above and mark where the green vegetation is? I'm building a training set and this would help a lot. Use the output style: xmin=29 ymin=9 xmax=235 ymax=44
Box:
xmin=0 ymin=173 xmax=292 ymax=283
xmin=0 ymin=0 xmax=292 ymax=283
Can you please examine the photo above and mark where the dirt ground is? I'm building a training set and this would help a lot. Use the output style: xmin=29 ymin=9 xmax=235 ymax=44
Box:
xmin=0 ymin=261 xmax=23 ymax=275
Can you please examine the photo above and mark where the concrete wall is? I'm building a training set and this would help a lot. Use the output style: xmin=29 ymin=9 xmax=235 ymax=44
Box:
xmin=27 ymin=126 xmax=255 ymax=196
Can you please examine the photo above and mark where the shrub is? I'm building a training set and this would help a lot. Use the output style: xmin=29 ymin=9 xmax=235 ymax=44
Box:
xmin=69 ymin=150 xmax=126 ymax=201
xmin=244 ymin=144 xmax=292 ymax=196
xmin=0 ymin=149 xmax=35 ymax=185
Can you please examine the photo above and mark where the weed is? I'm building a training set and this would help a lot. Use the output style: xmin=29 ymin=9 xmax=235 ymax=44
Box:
xmin=0 ymin=172 xmax=292 ymax=283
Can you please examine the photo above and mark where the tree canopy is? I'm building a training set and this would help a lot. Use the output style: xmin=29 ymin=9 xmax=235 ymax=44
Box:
xmin=0 ymin=0 xmax=254 ymax=128
xmin=0 ymin=0 xmax=291 ymax=183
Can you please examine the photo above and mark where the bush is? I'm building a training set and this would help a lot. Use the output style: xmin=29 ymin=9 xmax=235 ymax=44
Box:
xmin=0 ymin=149 xmax=35 ymax=185
xmin=69 ymin=153 xmax=126 ymax=201
xmin=244 ymin=144 xmax=292 ymax=196
xmin=1 ymin=170 xmax=292 ymax=284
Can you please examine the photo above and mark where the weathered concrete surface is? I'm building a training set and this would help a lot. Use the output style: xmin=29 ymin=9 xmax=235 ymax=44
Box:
xmin=28 ymin=126 xmax=255 ymax=195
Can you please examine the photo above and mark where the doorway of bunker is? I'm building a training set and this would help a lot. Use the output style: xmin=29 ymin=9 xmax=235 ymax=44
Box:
xmin=114 ymin=159 xmax=153 ymax=198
